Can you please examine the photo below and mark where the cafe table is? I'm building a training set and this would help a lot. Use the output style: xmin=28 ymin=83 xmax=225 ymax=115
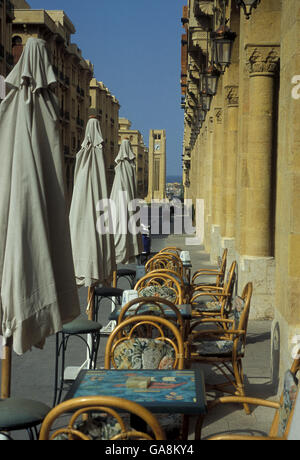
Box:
xmin=64 ymin=368 xmax=207 ymax=439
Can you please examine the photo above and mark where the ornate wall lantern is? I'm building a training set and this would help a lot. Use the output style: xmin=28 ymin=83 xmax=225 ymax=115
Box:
xmin=236 ymin=0 xmax=261 ymax=20
xmin=198 ymin=108 xmax=206 ymax=123
xmin=201 ymin=90 xmax=213 ymax=112
xmin=202 ymin=65 xmax=220 ymax=96
xmin=211 ymin=25 xmax=236 ymax=73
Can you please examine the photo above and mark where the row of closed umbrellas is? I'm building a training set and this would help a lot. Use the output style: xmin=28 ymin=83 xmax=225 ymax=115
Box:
xmin=0 ymin=38 xmax=142 ymax=398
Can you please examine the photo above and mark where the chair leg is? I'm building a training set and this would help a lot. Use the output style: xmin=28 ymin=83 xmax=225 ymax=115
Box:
xmin=89 ymin=332 xmax=101 ymax=370
xmin=194 ymin=415 xmax=205 ymax=440
xmin=53 ymin=332 xmax=67 ymax=407
xmin=232 ymin=358 xmax=250 ymax=415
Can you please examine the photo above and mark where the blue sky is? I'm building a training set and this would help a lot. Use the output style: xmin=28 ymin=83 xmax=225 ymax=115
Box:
xmin=27 ymin=0 xmax=186 ymax=178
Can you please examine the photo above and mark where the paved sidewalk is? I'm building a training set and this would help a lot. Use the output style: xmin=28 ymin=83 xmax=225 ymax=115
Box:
xmin=151 ymin=235 xmax=276 ymax=439
xmin=1 ymin=234 xmax=276 ymax=440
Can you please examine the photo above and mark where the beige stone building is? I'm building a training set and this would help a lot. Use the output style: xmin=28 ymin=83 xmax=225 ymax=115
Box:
xmin=11 ymin=6 xmax=93 ymax=201
xmin=147 ymin=129 xmax=166 ymax=201
xmin=181 ymin=0 xmax=300 ymax=381
xmin=90 ymin=78 xmax=120 ymax=193
xmin=118 ymin=118 xmax=149 ymax=199
xmin=0 ymin=0 xmax=15 ymax=90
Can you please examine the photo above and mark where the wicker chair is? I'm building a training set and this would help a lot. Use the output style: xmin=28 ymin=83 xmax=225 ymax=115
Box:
xmin=104 ymin=315 xmax=185 ymax=371
xmin=192 ymin=248 xmax=228 ymax=289
xmin=104 ymin=315 xmax=186 ymax=438
xmin=135 ymin=271 xmax=184 ymax=305
xmin=199 ymin=353 xmax=300 ymax=440
xmin=39 ymin=396 xmax=166 ymax=440
xmin=145 ymin=253 xmax=184 ymax=277
xmin=159 ymin=247 xmax=182 ymax=257
xmin=190 ymin=261 xmax=237 ymax=322
xmin=117 ymin=296 xmax=185 ymax=339
xmin=186 ymin=283 xmax=253 ymax=415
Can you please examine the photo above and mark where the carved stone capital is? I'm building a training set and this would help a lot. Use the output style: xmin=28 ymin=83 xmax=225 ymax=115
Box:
xmin=246 ymin=45 xmax=280 ymax=76
xmin=225 ymin=85 xmax=239 ymax=107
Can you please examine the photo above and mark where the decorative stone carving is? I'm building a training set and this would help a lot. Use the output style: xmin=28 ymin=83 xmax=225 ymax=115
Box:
xmin=198 ymin=1 xmax=214 ymax=16
xmin=246 ymin=45 xmax=280 ymax=75
xmin=215 ymin=107 xmax=223 ymax=124
xmin=190 ymin=28 xmax=209 ymax=49
xmin=225 ymin=85 xmax=239 ymax=107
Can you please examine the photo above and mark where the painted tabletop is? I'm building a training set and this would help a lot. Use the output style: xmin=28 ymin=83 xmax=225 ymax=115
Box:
xmin=65 ymin=369 xmax=207 ymax=415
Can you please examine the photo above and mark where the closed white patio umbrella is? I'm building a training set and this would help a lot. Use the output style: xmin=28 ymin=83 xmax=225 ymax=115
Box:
xmin=110 ymin=139 xmax=143 ymax=265
xmin=0 ymin=38 xmax=80 ymax=397
xmin=69 ymin=117 xmax=116 ymax=289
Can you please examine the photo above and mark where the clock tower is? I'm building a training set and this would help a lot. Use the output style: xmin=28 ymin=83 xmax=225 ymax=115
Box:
xmin=147 ymin=129 xmax=166 ymax=201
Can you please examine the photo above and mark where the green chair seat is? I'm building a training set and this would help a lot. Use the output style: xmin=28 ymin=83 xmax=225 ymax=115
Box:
xmin=62 ymin=318 xmax=102 ymax=335
xmin=0 ymin=398 xmax=50 ymax=431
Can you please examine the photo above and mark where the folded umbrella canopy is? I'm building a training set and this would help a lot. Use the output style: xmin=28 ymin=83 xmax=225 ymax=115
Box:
xmin=0 ymin=38 xmax=80 ymax=395
xmin=110 ymin=139 xmax=143 ymax=264
xmin=69 ymin=117 xmax=116 ymax=288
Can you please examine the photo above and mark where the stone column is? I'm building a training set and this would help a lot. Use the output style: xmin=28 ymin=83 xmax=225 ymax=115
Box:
xmin=221 ymin=85 xmax=239 ymax=263
xmin=211 ymin=107 xmax=224 ymax=263
xmin=245 ymin=45 xmax=280 ymax=256
xmin=237 ymin=45 xmax=280 ymax=319
xmin=204 ymin=116 xmax=214 ymax=252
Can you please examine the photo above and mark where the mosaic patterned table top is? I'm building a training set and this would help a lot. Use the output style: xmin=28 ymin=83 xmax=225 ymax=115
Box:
xmin=65 ymin=369 xmax=207 ymax=415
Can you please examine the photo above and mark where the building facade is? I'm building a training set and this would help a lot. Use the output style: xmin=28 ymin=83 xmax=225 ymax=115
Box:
xmin=90 ymin=78 xmax=120 ymax=194
xmin=181 ymin=0 xmax=300 ymax=382
xmin=11 ymin=7 xmax=93 ymax=201
xmin=0 ymin=0 xmax=15 ymax=94
xmin=147 ymin=129 xmax=166 ymax=201
xmin=118 ymin=118 xmax=149 ymax=199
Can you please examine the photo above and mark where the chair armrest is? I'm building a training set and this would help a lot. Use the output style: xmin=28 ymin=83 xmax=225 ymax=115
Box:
xmin=192 ymin=291 xmax=229 ymax=298
xmin=188 ymin=324 xmax=245 ymax=341
xmin=191 ymin=292 xmax=230 ymax=304
xmin=193 ymin=269 xmax=221 ymax=275
xmin=208 ymin=435 xmax=284 ymax=441
xmin=208 ymin=396 xmax=280 ymax=411
xmin=192 ymin=287 xmax=228 ymax=295
xmin=193 ymin=286 xmax=224 ymax=292
xmin=196 ymin=396 xmax=280 ymax=440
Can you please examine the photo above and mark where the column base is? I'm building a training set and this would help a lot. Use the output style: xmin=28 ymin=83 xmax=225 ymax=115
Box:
xmin=221 ymin=237 xmax=236 ymax=271
xmin=237 ymin=255 xmax=275 ymax=320
xmin=271 ymin=311 xmax=300 ymax=397
xmin=210 ymin=225 xmax=221 ymax=265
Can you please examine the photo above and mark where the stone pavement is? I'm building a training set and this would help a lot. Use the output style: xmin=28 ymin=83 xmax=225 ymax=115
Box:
xmin=1 ymin=233 xmax=277 ymax=440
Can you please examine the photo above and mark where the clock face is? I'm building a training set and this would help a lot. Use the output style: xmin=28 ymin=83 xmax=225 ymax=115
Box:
xmin=154 ymin=143 xmax=160 ymax=151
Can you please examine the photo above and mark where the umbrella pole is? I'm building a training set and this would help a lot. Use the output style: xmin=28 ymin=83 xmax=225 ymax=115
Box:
xmin=112 ymin=270 xmax=117 ymax=288
xmin=87 ymin=287 xmax=95 ymax=321
xmin=1 ymin=336 xmax=12 ymax=399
